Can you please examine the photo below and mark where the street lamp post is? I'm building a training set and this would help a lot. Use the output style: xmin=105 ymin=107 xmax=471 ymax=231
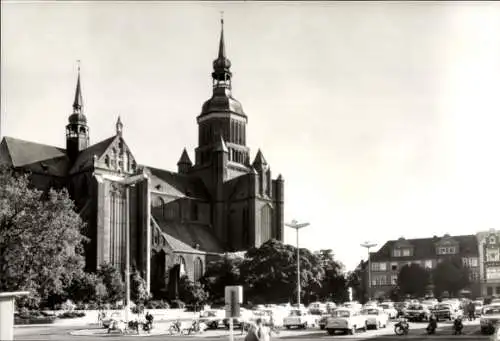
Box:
xmin=361 ymin=241 xmax=377 ymax=302
xmin=101 ymin=173 xmax=148 ymax=322
xmin=285 ymin=220 xmax=310 ymax=307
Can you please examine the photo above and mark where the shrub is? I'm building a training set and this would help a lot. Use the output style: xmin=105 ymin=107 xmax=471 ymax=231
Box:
xmin=169 ymin=300 xmax=185 ymax=309
xmin=58 ymin=311 xmax=86 ymax=319
xmin=145 ymin=300 xmax=170 ymax=309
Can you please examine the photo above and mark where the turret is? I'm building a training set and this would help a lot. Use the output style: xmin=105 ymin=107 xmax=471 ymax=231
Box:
xmin=177 ymin=148 xmax=193 ymax=174
xmin=66 ymin=62 xmax=89 ymax=163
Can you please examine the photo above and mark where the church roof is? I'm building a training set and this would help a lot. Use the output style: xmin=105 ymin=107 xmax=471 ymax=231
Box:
xmin=152 ymin=213 xmax=225 ymax=254
xmin=146 ymin=166 xmax=210 ymax=200
xmin=69 ymin=136 xmax=116 ymax=174
xmin=0 ymin=137 xmax=69 ymax=177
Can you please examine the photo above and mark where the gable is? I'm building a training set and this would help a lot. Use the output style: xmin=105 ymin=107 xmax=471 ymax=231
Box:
xmin=145 ymin=166 xmax=209 ymax=200
xmin=96 ymin=136 xmax=138 ymax=174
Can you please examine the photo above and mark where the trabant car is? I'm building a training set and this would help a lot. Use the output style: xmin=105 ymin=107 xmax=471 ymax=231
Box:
xmin=342 ymin=302 xmax=362 ymax=311
xmin=325 ymin=308 xmax=367 ymax=335
xmin=379 ymin=302 xmax=398 ymax=319
xmin=361 ymin=307 xmax=388 ymax=330
xmin=223 ymin=308 xmax=252 ymax=329
xmin=432 ymin=302 xmax=461 ymax=321
xmin=283 ymin=308 xmax=317 ymax=329
xmin=480 ymin=304 xmax=500 ymax=335
xmin=199 ymin=309 xmax=225 ymax=329
xmin=474 ymin=300 xmax=484 ymax=317
xmin=405 ymin=304 xmax=431 ymax=322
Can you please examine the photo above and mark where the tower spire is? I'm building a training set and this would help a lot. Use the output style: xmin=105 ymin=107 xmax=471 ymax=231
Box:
xmin=73 ymin=60 xmax=83 ymax=114
xmin=218 ymin=12 xmax=226 ymax=60
xmin=212 ymin=14 xmax=232 ymax=84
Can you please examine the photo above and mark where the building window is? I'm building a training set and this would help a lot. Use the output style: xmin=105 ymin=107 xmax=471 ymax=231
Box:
xmin=393 ymin=249 xmax=402 ymax=257
xmin=402 ymin=249 xmax=410 ymax=257
xmin=496 ymin=287 xmax=500 ymax=295
xmin=178 ymin=256 xmax=187 ymax=276
xmin=469 ymin=271 xmax=480 ymax=281
xmin=488 ymin=287 xmax=493 ymax=296
xmin=437 ymin=246 xmax=457 ymax=255
xmin=487 ymin=267 xmax=500 ymax=280
xmin=487 ymin=250 xmax=500 ymax=262
xmin=372 ymin=262 xmax=387 ymax=271
xmin=425 ymin=260 xmax=433 ymax=269
xmin=260 ymin=205 xmax=273 ymax=242
xmin=391 ymin=275 xmax=398 ymax=285
xmin=470 ymin=257 xmax=479 ymax=267
xmin=165 ymin=201 xmax=179 ymax=220
xmin=391 ymin=262 xmax=398 ymax=271
xmin=193 ymin=257 xmax=203 ymax=282
xmin=372 ymin=275 xmax=387 ymax=286
xmin=490 ymin=236 xmax=497 ymax=244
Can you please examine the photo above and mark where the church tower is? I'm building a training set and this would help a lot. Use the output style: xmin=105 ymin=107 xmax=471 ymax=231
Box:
xmin=66 ymin=64 xmax=89 ymax=163
xmin=194 ymin=17 xmax=250 ymax=179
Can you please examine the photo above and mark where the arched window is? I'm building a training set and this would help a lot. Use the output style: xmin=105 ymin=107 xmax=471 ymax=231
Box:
xmin=178 ymin=256 xmax=187 ymax=276
xmin=154 ymin=228 xmax=159 ymax=245
xmin=260 ymin=205 xmax=273 ymax=243
xmin=193 ymin=257 xmax=203 ymax=282
xmin=165 ymin=201 xmax=179 ymax=220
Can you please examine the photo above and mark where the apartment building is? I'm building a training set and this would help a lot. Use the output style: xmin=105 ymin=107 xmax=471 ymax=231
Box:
xmin=477 ymin=230 xmax=500 ymax=296
xmin=368 ymin=234 xmax=480 ymax=299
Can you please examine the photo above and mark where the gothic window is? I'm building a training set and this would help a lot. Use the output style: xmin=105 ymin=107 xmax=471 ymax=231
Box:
xmin=178 ymin=256 xmax=187 ymax=275
xmin=123 ymin=152 xmax=129 ymax=172
xmin=162 ymin=236 xmax=166 ymax=247
xmin=79 ymin=126 xmax=86 ymax=133
xmin=191 ymin=203 xmax=199 ymax=221
xmin=242 ymin=207 xmax=249 ymax=246
xmin=260 ymin=205 xmax=273 ymax=243
xmin=105 ymin=155 xmax=110 ymax=167
xmin=153 ymin=196 xmax=164 ymax=209
xmin=193 ymin=257 xmax=203 ymax=282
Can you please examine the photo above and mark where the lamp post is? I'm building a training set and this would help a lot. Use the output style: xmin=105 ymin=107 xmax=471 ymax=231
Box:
xmin=285 ymin=220 xmax=310 ymax=307
xmin=101 ymin=173 xmax=148 ymax=322
xmin=361 ymin=241 xmax=377 ymax=302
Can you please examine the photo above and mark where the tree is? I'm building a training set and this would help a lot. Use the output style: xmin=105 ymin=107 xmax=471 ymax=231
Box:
xmin=397 ymin=264 xmax=430 ymax=298
xmin=179 ymin=276 xmax=209 ymax=311
xmin=313 ymin=249 xmax=348 ymax=303
xmin=201 ymin=253 xmax=244 ymax=304
xmin=432 ymin=257 xmax=470 ymax=297
xmin=131 ymin=270 xmax=151 ymax=305
xmin=96 ymin=262 xmax=124 ymax=303
xmin=0 ymin=167 xmax=87 ymax=308
xmin=240 ymin=239 xmax=324 ymax=304
xmin=65 ymin=272 xmax=101 ymax=304
xmin=347 ymin=260 xmax=368 ymax=304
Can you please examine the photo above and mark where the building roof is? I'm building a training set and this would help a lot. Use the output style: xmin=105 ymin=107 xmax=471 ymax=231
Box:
xmin=69 ymin=136 xmax=116 ymax=174
xmin=152 ymin=212 xmax=225 ymax=254
xmin=1 ymin=137 xmax=69 ymax=177
xmin=371 ymin=234 xmax=478 ymax=262
xmin=146 ymin=166 xmax=210 ymax=200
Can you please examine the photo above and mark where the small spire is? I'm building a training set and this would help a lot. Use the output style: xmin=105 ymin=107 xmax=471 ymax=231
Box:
xmin=218 ymin=12 xmax=226 ymax=59
xmin=177 ymin=148 xmax=193 ymax=166
xmin=116 ymin=115 xmax=123 ymax=136
xmin=73 ymin=60 xmax=83 ymax=114
xmin=214 ymin=135 xmax=228 ymax=153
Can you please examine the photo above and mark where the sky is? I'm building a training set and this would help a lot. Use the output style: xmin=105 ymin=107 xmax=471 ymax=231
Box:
xmin=2 ymin=1 xmax=500 ymax=272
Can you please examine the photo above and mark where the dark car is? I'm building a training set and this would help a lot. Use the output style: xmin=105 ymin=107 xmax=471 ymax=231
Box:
xmin=405 ymin=304 xmax=431 ymax=322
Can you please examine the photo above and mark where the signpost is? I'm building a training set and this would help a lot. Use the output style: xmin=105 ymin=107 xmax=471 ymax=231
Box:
xmin=225 ymin=286 xmax=243 ymax=341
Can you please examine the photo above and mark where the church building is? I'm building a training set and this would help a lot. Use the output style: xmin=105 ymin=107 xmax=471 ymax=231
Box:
xmin=0 ymin=19 xmax=285 ymax=297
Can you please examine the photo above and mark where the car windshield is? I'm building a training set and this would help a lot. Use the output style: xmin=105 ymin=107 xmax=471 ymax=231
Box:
xmin=380 ymin=304 xmax=391 ymax=309
xmin=408 ymin=305 xmax=422 ymax=310
xmin=474 ymin=302 xmax=482 ymax=307
xmin=332 ymin=310 xmax=350 ymax=318
xmin=484 ymin=307 xmax=500 ymax=315
xmin=289 ymin=310 xmax=303 ymax=316
xmin=436 ymin=304 xmax=450 ymax=309
xmin=362 ymin=309 xmax=379 ymax=315
xmin=201 ymin=311 xmax=217 ymax=317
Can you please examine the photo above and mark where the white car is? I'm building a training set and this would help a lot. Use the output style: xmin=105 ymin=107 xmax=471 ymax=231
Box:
xmin=308 ymin=302 xmax=327 ymax=314
xmin=325 ymin=308 xmax=367 ymax=335
xmin=481 ymin=304 xmax=500 ymax=335
xmin=283 ymin=309 xmax=317 ymax=329
xmin=342 ymin=302 xmax=362 ymax=311
xmin=361 ymin=307 xmax=388 ymax=330
xmin=379 ymin=302 xmax=398 ymax=319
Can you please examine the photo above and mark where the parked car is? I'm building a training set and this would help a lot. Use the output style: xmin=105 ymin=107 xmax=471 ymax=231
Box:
xmin=249 ymin=310 xmax=273 ymax=326
xmin=199 ymin=309 xmax=225 ymax=329
xmin=405 ymin=304 xmax=431 ymax=322
xmin=379 ymin=302 xmax=398 ymax=319
xmin=325 ymin=308 xmax=367 ymax=335
xmin=325 ymin=302 xmax=337 ymax=312
xmin=394 ymin=302 xmax=409 ymax=317
xmin=223 ymin=308 xmax=252 ymax=329
xmin=422 ymin=299 xmax=438 ymax=309
xmin=474 ymin=300 xmax=484 ymax=317
xmin=308 ymin=302 xmax=327 ymax=315
xmin=361 ymin=307 xmax=389 ymax=330
xmin=318 ymin=314 xmax=330 ymax=330
xmin=432 ymin=303 xmax=461 ymax=321
xmin=481 ymin=304 xmax=500 ymax=335
xmin=342 ymin=302 xmax=362 ymax=311
xmin=283 ymin=308 xmax=317 ymax=329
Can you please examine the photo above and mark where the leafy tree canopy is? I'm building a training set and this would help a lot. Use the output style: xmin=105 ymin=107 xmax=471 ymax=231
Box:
xmin=179 ymin=276 xmax=209 ymax=309
xmin=201 ymin=253 xmax=244 ymax=303
xmin=397 ymin=263 xmax=430 ymax=298
xmin=96 ymin=262 xmax=125 ymax=303
xmin=0 ymin=167 xmax=87 ymax=308
xmin=432 ymin=257 xmax=470 ymax=297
